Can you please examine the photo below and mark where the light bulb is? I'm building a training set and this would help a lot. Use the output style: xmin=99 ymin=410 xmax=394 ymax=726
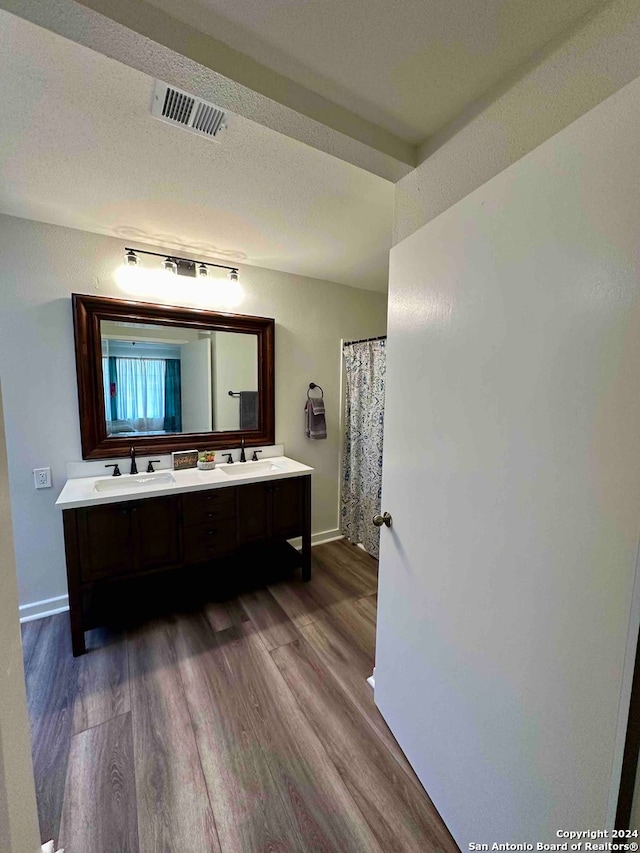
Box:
xmin=163 ymin=257 xmax=177 ymax=274
xmin=198 ymin=264 xmax=208 ymax=277
xmin=125 ymin=250 xmax=138 ymax=266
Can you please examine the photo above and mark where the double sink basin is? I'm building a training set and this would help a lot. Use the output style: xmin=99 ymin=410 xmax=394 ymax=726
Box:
xmin=93 ymin=460 xmax=283 ymax=493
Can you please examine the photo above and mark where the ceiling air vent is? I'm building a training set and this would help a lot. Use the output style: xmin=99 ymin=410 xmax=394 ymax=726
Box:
xmin=151 ymin=81 xmax=229 ymax=140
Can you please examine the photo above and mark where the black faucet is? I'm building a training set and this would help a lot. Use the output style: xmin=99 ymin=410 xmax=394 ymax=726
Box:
xmin=105 ymin=463 xmax=121 ymax=477
xmin=130 ymin=446 xmax=138 ymax=475
xmin=239 ymin=438 xmax=246 ymax=463
xmin=147 ymin=459 xmax=160 ymax=473
xmin=222 ymin=453 xmax=234 ymax=464
xmin=252 ymin=450 xmax=262 ymax=462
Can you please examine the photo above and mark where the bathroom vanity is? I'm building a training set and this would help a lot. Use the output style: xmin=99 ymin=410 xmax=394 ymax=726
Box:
xmin=57 ymin=458 xmax=312 ymax=655
xmin=61 ymin=294 xmax=310 ymax=656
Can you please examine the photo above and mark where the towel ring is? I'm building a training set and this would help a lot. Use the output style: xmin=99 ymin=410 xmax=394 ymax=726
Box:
xmin=307 ymin=382 xmax=324 ymax=399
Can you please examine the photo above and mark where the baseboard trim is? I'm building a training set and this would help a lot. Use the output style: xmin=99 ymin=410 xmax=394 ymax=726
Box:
xmin=19 ymin=594 xmax=69 ymax=623
xmin=289 ymin=529 xmax=343 ymax=551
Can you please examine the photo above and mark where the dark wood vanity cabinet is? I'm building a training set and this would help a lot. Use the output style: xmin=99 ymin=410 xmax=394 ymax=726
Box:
xmin=237 ymin=483 xmax=271 ymax=544
xmin=272 ymin=477 xmax=307 ymax=539
xmin=76 ymin=495 xmax=181 ymax=581
xmin=63 ymin=475 xmax=311 ymax=656
xmin=182 ymin=488 xmax=237 ymax=564
xmin=137 ymin=496 xmax=182 ymax=572
xmin=236 ymin=478 xmax=305 ymax=545
xmin=181 ymin=479 xmax=308 ymax=559
xmin=76 ymin=502 xmax=135 ymax=581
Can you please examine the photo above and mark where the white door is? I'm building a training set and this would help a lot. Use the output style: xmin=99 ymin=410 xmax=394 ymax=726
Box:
xmin=180 ymin=339 xmax=212 ymax=433
xmin=375 ymin=77 xmax=640 ymax=846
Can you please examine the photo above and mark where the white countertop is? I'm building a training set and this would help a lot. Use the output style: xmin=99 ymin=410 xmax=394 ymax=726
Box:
xmin=55 ymin=456 xmax=313 ymax=510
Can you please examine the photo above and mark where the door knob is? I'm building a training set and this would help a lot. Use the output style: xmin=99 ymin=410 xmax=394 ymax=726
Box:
xmin=372 ymin=512 xmax=392 ymax=528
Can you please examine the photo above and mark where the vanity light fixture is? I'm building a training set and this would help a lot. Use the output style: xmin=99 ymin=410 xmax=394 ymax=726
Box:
xmin=124 ymin=247 xmax=240 ymax=281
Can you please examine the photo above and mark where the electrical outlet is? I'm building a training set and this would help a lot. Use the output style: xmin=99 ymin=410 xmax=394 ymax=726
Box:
xmin=33 ymin=467 xmax=52 ymax=489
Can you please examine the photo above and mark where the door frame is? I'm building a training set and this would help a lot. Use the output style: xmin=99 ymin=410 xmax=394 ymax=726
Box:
xmin=616 ymin=619 xmax=640 ymax=827
xmin=0 ymin=379 xmax=42 ymax=851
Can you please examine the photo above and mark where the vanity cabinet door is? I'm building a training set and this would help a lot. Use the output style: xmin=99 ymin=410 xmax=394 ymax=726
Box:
xmin=77 ymin=495 xmax=180 ymax=581
xmin=271 ymin=478 xmax=303 ymax=540
xmin=77 ymin=503 xmax=135 ymax=581
xmin=237 ymin=482 xmax=270 ymax=545
xmin=134 ymin=495 xmax=180 ymax=572
xmin=237 ymin=477 xmax=304 ymax=546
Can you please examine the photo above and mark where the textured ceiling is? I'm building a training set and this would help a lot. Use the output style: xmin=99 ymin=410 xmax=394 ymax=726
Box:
xmin=0 ymin=11 xmax=394 ymax=291
xmin=145 ymin=0 xmax=602 ymax=144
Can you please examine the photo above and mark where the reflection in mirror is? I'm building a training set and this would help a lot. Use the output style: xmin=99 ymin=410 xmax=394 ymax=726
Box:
xmin=100 ymin=321 xmax=258 ymax=437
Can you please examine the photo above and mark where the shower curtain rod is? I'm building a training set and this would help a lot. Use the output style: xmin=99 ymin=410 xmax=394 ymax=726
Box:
xmin=343 ymin=334 xmax=387 ymax=346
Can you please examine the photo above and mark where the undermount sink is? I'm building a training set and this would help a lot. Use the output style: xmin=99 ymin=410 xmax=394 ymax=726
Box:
xmin=218 ymin=461 xmax=282 ymax=477
xmin=94 ymin=472 xmax=176 ymax=492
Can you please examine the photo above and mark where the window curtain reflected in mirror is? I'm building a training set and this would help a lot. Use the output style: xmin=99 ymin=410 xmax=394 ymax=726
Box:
xmin=102 ymin=356 xmax=182 ymax=435
xmin=163 ymin=359 xmax=182 ymax=432
xmin=108 ymin=356 xmax=118 ymax=422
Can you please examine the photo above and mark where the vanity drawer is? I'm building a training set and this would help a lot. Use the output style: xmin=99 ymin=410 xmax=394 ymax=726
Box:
xmin=183 ymin=522 xmax=237 ymax=563
xmin=182 ymin=488 xmax=236 ymax=527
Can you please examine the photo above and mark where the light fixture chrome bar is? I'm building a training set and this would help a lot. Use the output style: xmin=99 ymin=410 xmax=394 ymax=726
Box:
xmin=124 ymin=247 xmax=239 ymax=276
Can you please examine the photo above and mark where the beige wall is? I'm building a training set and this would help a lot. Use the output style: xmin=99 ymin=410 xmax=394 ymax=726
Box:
xmin=0 ymin=382 xmax=41 ymax=852
xmin=0 ymin=213 xmax=387 ymax=610
xmin=394 ymin=0 xmax=640 ymax=245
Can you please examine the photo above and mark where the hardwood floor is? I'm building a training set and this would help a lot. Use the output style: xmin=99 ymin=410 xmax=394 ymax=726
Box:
xmin=21 ymin=539 xmax=458 ymax=853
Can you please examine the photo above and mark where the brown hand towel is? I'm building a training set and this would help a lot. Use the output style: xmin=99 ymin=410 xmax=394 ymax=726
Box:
xmin=305 ymin=396 xmax=327 ymax=439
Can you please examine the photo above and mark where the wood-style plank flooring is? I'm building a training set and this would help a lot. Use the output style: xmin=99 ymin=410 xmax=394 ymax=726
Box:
xmin=21 ymin=539 xmax=457 ymax=853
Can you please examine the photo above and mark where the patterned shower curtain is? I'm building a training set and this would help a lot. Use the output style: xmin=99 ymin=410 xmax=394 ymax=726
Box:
xmin=340 ymin=338 xmax=386 ymax=557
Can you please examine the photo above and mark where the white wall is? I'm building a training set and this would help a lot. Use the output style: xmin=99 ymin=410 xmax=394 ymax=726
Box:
xmin=0 ymin=214 xmax=387 ymax=609
xmin=394 ymin=0 xmax=640 ymax=245
xmin=378 ymin=72 xmax=640 ymax=842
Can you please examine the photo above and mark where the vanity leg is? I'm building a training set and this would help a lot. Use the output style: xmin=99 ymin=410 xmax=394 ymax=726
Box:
xmin=70 ymin=617 xmax=86 ymax=657
xmin=63 ymin=510 xmax=86 ymax=656
xmin=302 ymin=475 xmax=312 ymax=582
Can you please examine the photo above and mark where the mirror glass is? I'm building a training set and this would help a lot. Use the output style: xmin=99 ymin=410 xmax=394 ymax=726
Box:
xmin=100 ymin=320 xmax=259 ymax=437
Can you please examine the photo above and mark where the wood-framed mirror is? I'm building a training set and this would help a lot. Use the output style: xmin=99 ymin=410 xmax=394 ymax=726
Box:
xmin=73 ymin=294 xmax=275 ymax=459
